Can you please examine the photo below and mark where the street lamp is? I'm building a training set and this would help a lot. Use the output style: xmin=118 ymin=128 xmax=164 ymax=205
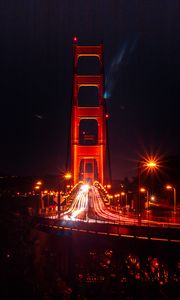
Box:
xmin=166 ymin=185 xmax=176 ymax=215
xmin=138 ymin=157 xmax=158 ymax=225
xmin=61 ymin=172 xmax=73 ymax=212
xmin=144 ymin=157 xmax=159 ymax=171
xmin=34 ymin=185 xmax=40 ymax=190
xmin=146 ymin=161 xmax=157 ymax=168
xmin=64 ymin=172 xmax=72 ymax=180
xmin=36 ymin=180 xmax=42 ymax=186
xmin=34 ymin=180 xmax=43 ymax=213
xmin=106 ymin=184 xmax=111 ymax=190
xmin=64 ymin=172 xmax=72 ymax=194
xmin=140 ymin=187 xmax=149 ymax=207
xmin=140 ymin=187 xmax=150 ymax=225
xmin=120 ymin=191 xmax=126 ymax=208
xmin=114 ymin=194 xmax=120 ymax=210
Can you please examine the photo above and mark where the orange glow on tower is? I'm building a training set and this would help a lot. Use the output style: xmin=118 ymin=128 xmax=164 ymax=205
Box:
xmin=71 ymin=39 xmax=106 ymax=185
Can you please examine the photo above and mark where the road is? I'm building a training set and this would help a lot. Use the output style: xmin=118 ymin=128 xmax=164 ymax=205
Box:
xmin=56 ymin=183 xmax=179 ymax=228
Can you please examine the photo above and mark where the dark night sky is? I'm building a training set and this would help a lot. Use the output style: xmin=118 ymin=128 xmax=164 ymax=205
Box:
xmin=0 ymin=1 xmax=180 ymax=179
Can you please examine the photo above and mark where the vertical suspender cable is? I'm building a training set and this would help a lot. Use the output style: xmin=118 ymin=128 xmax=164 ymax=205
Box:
xmin=102 ymin=41 xmax=112 ymax=184
xmin=65 ymin=42 xmax=75 ymax=172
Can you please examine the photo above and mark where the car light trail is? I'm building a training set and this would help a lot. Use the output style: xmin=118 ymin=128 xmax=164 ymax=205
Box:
xmin=63 ymin=184 xmax=89 ymax=220
xmin=61 ymin=182 xmax=137 ymax=224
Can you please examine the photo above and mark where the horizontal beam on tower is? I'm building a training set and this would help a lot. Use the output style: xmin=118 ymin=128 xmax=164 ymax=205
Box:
xmin=75 ymin=45 xmax=103 ymax=56
xmin=73 ymin=107 xmax=104 ymax=118
xmin=72 ymin=146 xmax=105 ymax=156
xmin=74 ymin=75 xmax=103 ymax=85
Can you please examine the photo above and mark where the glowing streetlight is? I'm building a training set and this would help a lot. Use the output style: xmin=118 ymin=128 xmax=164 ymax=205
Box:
xmin=145 ymin=161 xmax=157 ymax=168
xmin=64 ymin=172 xmax=72 ymax=180
xmin=34 ymin=181 xmax=44 ymax=212
xmin=140 ymin=187 xmax=149 ymax=210
xmin=34 ymin=181 xmax=42 ymax=191
xmin=166 ymin=185 xmax=176 ymax=214
xmin=106 ymin=184 xmax=111 ymax=189
xmin=120 ymin=191 xmax=128 ymax=209
xmin=143 ymin=156 xmax=159 ymax=171
xmin=36 ymin=181 xmax=42 ymax=186
xmin=150 ymin=195 xmax=155 ymax=201
xmin=114 ymin=194 xmax=120 ymax=208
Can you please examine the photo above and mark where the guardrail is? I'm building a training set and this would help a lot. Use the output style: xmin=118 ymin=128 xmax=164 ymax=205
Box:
xmin=30 ymin=214 xmax=180 ymax=243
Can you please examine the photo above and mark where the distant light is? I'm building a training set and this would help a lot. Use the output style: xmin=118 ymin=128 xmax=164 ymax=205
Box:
xmin=142 ymin=156 xmax=160 ymax=171
xmin=146 ymin=161 xmax=157 ymax=168
xmin=121 ymin=192 xmax=125 ymax=196
xmin=107 ymin=184 xmax=111 ymax=189
xmin=73 ymin=36 xmax=78 ymax=43
xmin=166 ymin=185 xmax=173 ymax=190
xmin=105 ymin=113 xmax=109 ymax=119
xmin=36 ymin=181 xmax=42 ymax=185
xmin=140 ymin=187 xmax=146 ymax=193
xmin=64 ymin=172 xmax=72 ymax=180
xmin=35 ymin=186 xmax=40 ymax=190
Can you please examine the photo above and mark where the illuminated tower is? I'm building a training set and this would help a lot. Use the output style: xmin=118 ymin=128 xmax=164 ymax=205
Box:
xmin=71 ymin=37 xmax=107 ymax=185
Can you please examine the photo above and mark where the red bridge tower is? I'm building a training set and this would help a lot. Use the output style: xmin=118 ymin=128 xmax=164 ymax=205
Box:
xmin=71 ymin=38 xmax=107 ymax=185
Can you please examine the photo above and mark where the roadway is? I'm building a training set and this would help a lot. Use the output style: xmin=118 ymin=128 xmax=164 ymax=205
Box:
xmin=54 ymin=183 xmax=179 ymax=229
xmin=32 ymin=182 xmax=180 ymax=242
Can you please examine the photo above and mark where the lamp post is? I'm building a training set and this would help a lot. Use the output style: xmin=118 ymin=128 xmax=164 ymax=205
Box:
xmin=34 ymin=180 xmax=43 ymax=214
xmin=114 ymin=194 xmax=119 ymax=210
xmin=120 ymin=192 xmax=126 ymax=212
xmin=166 ymin=185 xmax=176 ymax=216
xmin=140 ymin=188 xmax=149 ymax=208
xmin=64 ymin=172 xmax=72 ymax=207
xmin=64 ymin=172 xmax=72 ymax=192
xmin=57 ymin=172 xmax=72 ymax=218
xmin=138 ymin=158 xmax=158 ymax=225
xmin=43 ymin=190 xmax=49 ymax=211
xmin=138 ymin=162 xmax=142 ymax=225
xmin=57 ymin=188 xmax=62 ymax=218
xmin=140 ymin=187 xmax=149 ymax=225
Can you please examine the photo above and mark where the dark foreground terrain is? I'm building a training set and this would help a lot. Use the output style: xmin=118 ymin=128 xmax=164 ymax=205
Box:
xmin=0 ymin=194 xmax=180 ymax=300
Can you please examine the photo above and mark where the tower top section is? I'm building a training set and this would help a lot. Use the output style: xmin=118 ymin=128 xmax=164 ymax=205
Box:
xmin=72 ymin=38 xmax=104 ymax=81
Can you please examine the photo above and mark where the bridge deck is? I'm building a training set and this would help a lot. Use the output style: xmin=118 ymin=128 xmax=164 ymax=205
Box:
xmin=32 ymin=216 xmax=180 ymax=243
